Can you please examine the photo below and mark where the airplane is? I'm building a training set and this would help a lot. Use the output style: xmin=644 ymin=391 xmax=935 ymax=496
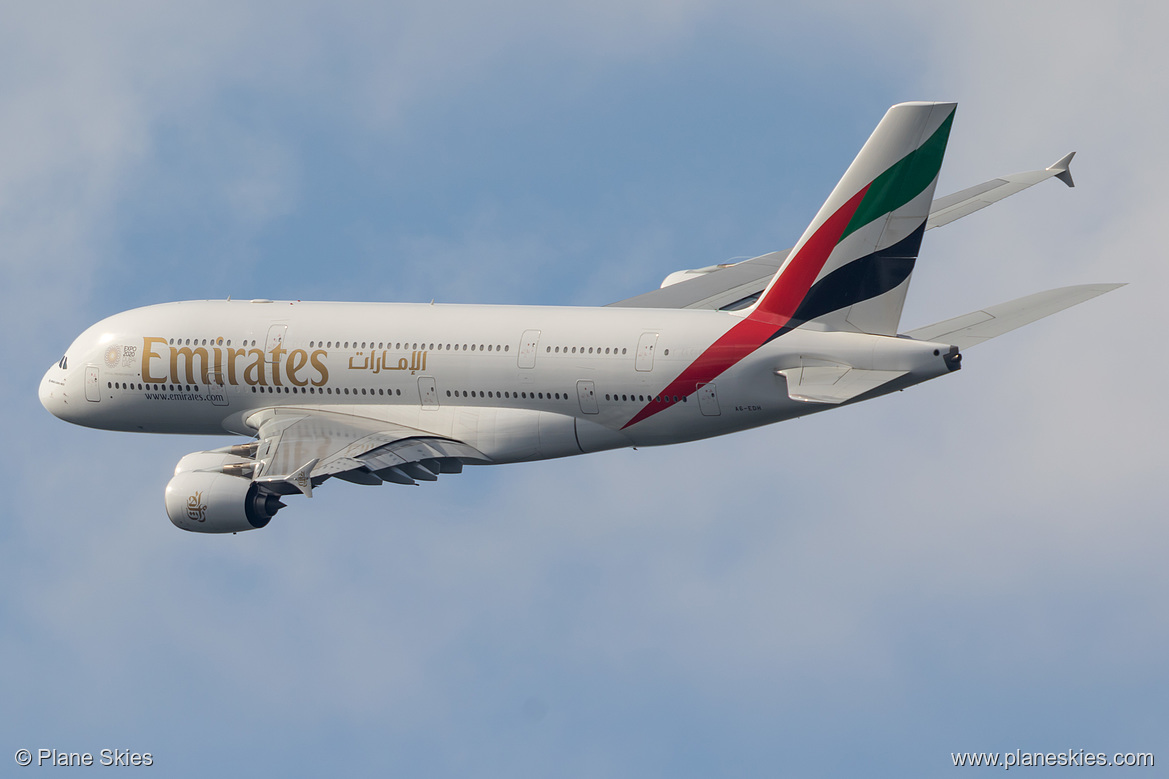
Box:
xmin=39 ymin=101 xmax=1122 ymax=534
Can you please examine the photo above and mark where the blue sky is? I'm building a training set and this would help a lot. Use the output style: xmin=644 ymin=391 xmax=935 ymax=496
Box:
xmin=2 ymin=2 xmax=1164 ymax=776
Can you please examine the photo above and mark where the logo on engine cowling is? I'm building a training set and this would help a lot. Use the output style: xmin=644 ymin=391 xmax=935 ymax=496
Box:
xmin=186 ymin=491 xmax=207 ymax=522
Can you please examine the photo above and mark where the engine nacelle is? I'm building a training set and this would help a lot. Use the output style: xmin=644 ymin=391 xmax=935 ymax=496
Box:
xmin=164 ymin=471 xmax=285 ymax=533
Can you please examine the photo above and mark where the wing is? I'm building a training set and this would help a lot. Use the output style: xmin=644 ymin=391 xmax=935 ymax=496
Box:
xmin=607 ymin=250 xmax=790 ymax=311
xmin=246 ymin=407 xmax=491 ymax=493
xmin=607 ymin=154 xmax=1076 ymax=312
xmin=925 ymin=152 xmax=1074 ymax=228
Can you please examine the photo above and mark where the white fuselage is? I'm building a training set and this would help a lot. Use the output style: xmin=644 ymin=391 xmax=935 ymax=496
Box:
xmin=39 ymin=299 xmax=954 ymax=464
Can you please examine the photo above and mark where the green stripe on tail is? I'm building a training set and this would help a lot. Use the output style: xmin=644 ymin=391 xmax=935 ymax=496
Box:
xmin=841 ymin=109 xmax=955 ymax=241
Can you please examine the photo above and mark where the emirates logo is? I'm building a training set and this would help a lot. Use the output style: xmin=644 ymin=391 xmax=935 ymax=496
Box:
xmin=186 ymin=491 xmax=207 ymax=522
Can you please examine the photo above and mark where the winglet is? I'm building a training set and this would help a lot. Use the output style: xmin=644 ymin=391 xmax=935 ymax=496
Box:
xmin=1048 ymin=151 xmax=1075 ymax=188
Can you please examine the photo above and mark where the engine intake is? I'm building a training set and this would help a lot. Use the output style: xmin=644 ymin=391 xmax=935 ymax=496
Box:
xmin=165 ymin=471 xmax=284 ymax=533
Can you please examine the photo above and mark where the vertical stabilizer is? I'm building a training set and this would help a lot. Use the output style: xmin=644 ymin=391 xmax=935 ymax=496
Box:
xmin=749 ymin=101 xmax=955 ymax=336
xmin=621 ymin=102 xmax=957 ymax=430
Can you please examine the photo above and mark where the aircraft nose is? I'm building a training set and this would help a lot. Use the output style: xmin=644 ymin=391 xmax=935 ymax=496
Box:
xmin=39 ymin=365 xmax=63 ymax=417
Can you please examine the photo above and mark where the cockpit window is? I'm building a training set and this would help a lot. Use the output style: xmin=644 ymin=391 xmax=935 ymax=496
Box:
xmin=58 ymin=356 xmax=67 ymax=370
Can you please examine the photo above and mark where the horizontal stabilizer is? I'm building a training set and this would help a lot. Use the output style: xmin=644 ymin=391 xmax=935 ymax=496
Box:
xmin=776 ymin=359 xmax=908 ymax=404
xmin=903 ymin=283 xmax=1123 ymax=349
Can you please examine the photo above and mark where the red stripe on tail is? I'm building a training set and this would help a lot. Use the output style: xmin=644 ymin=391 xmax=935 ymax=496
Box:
xmin=621 ymin=184 xmax=869 ymax=430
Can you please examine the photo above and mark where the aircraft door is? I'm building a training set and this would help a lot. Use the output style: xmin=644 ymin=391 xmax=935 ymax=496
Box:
xmin=518 ymin=330 xmax=541 ymax=369
xmin=697 ymin=382 xmax=720 ymax=416
xmin=576 ymin=380 xmax=599 ymax=414
xmin=208 ymin=370 xmax=229 ymax=407
xmin=418 ymin=376 xmax=438 ymax=408
xmin=635 ymin=332 xmax=658 ymax=372
xmin=265 ymin=325 xmax=287 ymax=364
xmin=85 ymin=365 xmax=101 ymax=402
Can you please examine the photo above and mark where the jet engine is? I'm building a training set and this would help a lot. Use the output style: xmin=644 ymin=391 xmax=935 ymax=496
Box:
xmin=164 ymin=471 xmax=285 ymax=534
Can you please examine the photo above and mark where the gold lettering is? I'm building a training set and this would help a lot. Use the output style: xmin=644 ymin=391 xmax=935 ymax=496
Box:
xmin=227 ymin=348 xmax=247 ymax=385
xmin=170 ymin=346 xmax=211 ymax=385
xmin=270 ymin=343 xmax=286 ymax=386
xmin=243 ymin=349 xmax=268 ymax=385
xmin=142 ymin=337 xmax=168 ymax=384
xmin=310 ymin=350 xmax=328 ymax=386
xmin=286 ymin=349 xmax=309 ymax=386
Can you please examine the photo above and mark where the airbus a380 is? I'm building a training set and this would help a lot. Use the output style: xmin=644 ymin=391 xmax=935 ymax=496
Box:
xmin=39 ymin=102 xmax=1121 ymax=534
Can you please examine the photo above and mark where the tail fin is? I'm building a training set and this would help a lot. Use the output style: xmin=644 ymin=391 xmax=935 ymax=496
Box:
xmin=749 ymin=101 xmax=955 ymax=336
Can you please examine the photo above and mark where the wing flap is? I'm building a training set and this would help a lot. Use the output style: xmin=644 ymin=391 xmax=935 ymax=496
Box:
xmin=358 ymin=437 xmax=488 ymax=473
xmin=903 ymin=283 xmax=1124 ymax=348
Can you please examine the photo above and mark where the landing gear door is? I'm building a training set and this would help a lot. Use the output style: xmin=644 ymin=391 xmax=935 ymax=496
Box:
xmin=636 ymin=332 xmax=658 ymax=372
xmin=697 ymin=382 xmax=720 ymax=416
xmin=85 ymin=365 xmax=101 ymax=402
xmin=577 ymin=380 xmax=599 ymax=414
